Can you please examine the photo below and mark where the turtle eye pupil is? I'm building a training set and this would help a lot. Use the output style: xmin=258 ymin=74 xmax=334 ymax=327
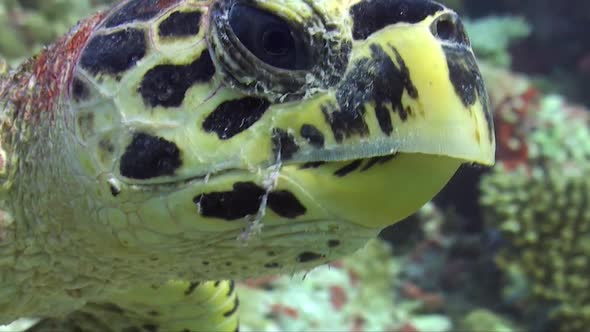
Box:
xmin=229 ymin=4 xmax=309 ymax=70
xmin=262 ymin=27 xmax=292 ymax=56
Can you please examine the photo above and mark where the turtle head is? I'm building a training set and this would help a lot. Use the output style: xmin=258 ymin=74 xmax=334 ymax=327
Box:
xmin=67 ymin=0 xmax=494 ymax=279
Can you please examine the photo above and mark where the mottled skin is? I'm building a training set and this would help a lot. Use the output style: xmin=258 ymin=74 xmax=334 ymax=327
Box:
xmin=0 ymin=0 xmax=494 ymax=331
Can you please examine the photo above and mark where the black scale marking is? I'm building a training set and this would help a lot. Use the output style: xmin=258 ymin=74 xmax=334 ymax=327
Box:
xmin=184 ymin=282 xmax=200 ymax=295
xmin=361 ymin=154 xmax=398 ymax=172
xmin=72 ymin=77 xmax=91 ymax=102
xmin=297 ymin=252 xmax=325 ymax=263
xmin=103 ymin=0 xmax=177 ymax=28
xmin=443 ymin=45 xmax=494 ymax=142
xmin=334 ymin=159 xmax=363 ymax=177
xmin=300 ymin=161 xmax=326 ymax=169
xmin=159 ymin=11 xmax=202 ymax=37
xmin=271 ymin=129 xmax=299 ymax=161
xmin=267 ymin=190 xmax=307 ymax=219
xmin=300 ymin=124 xmax=325 ymax=148
xmin=329 ymin=43 xmax=418 ymax=140
xmin=80 ymin=28 xmax=147 ymax=76
xmin=140 ymin=50 xmax=215 ymax=107
xmin=203 ymin=97 xmax=271 ymax=139
xmin=119 ymin=133 xmax=181 ymax=179
xmin=223 ymin=298 xmax=240 ymax=317
xmin=194 ymin=182 xmax=306 ymax=220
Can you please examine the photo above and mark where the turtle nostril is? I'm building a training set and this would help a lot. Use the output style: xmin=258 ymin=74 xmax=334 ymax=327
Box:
xmin=431 ymin=13 xmax=470 ymax=46
xmin=435 ymin=18 xmax=457 ymax=41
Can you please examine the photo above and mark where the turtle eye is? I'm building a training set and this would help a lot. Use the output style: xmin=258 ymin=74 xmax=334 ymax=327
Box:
xmin=229 ymin=3 xmax=311 ymax=70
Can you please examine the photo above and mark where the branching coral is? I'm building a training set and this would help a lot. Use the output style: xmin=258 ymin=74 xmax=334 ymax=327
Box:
xmin=480 ymin=87 xmax=590 ymax=331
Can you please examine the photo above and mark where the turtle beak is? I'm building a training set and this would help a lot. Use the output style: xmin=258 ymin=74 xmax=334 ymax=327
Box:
xmin=348 ymin=10 xmax=495 ymax=166
xmin=270 ymin=8 xmax=495 ymax=228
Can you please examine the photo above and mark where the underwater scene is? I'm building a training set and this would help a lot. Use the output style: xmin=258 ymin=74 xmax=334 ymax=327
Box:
xmin=0 ymin=0 xmax=589 ymax=331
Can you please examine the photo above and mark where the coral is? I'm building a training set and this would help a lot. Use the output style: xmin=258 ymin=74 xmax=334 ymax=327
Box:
xmin=238 ymin=238 xmax=453 ymax=332
xmin=0 ymin=0 xmax=116 ymax=66
xmin=480 ymin=83 xmax=590 ymax=332
xmin=460 ymin=309 xmax=514 ymax=332
xmin=463 ymin=16 xmax=531 ymax=67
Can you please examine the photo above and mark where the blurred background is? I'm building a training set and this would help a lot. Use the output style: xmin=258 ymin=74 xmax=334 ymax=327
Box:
xmin=1 ymin=0 xmax=588 ymax=331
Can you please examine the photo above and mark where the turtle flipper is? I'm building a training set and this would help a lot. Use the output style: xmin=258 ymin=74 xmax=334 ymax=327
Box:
xmin=27 ymin=280 xmax=239 ymax=332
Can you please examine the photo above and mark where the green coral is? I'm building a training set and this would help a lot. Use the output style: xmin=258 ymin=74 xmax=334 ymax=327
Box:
xmin=0 ymin=0 xmax=116 ymax=66
xmin=464 ymin=16 xmax=531 ymax=67
xmin=461 ymin=309 xmax=515 ymax=332
xmin=481 ymin=95 xmax=590 ymax=332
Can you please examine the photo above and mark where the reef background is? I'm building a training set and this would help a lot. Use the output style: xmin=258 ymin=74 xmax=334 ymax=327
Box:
xmin=1 ymin=1 xmax=589 ymax=331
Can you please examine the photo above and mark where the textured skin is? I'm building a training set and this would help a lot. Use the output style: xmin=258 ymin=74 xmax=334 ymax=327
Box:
xmin=0 ymin=0 xmax=494 ymax=331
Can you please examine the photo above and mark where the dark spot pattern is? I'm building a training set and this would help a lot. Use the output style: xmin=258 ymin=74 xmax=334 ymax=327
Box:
xmin=159 ymin=11 xmax=202 ymax=37
xmin=297 ymin=252 xmax=324 ymax=263
xmin=140 ymin=50 xmax=215 ymax=107
xmin=103 ymin=0 xmax=177 ymax=28
xmin=80 ymin=28 xmax=147 ymax=76
xmin=194 ymin=182 xmax=263 ymax=221
xmin=120 ymin=133 xmax=181 ymax=179
xmin=184 ymin=282 xmax=200 ymax=295
xmin=194 ymin=182 xmax=306 ymax=220
xmin=361 ymin=154 xmax=398 ymax=172
xmin=300 ymin=124 xmax=325 ymax=148
xmin=443 ymin=45 xmax=493 ymax=141
xmin=228 ymin=281 xmax=236 ymax=295
xmin=300 ymin=161 xmax=326 ymax=169
xmin=328 ymin=240 xmax=341 ymax=248
xmin=223 ymin=298 xmax=240 ymax=317
xmin=265 ymin=262 xmax=281 ymax=268
xmin=350 ymin=0 xmax=443 ymax=40
xmin=333 ymin=43 xmax=418 ymax=138
xmin=322 ymin=103 xmax=369 ymax=143
xmin=272 ymin=129 xmax=299 ymax=160
xmin=72 ymin=77 xmax=90 ymax=102
xmin=334 ymin=159 xmax=363 ymax=177
xmin=203 ymin=97 xmax=270 ymax=139
xmin=267 ymin=191 xmax=307 ymax=218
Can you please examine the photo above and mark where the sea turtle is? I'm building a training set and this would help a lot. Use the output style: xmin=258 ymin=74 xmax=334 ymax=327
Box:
xmin=0 ymin=0 xmax=495 ymax=331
